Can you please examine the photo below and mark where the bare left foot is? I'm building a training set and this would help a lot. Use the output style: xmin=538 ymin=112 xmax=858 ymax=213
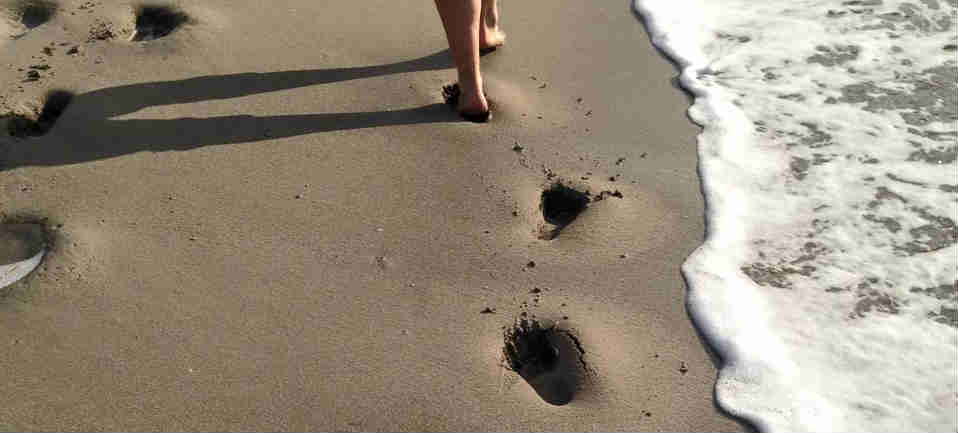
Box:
xmin=479 ymin=0 xmax=505 ymax=51
xmin=480 ymin=27 xmax=505 ymax=51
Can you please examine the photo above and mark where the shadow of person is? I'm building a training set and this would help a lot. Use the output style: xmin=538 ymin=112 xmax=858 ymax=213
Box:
xmin=1 ymin=50 xmax=460 ymax=171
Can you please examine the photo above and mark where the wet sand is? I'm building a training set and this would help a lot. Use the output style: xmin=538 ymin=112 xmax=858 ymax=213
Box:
xmin=1 ymin=0 xmax=746 ymax=430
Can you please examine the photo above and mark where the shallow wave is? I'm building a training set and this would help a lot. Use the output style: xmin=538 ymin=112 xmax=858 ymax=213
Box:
xmin=632 ymin=0 xmax=957 ymax=431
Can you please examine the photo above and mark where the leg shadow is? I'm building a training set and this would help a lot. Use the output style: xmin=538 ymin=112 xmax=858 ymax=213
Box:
xmin=2 ymin=50 xmax=459 ymax=171
xmin=2 ymin=103 xmax=459 ymax=170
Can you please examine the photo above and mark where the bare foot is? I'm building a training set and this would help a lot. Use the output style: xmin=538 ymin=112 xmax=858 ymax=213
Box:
xmin=480 ymin=27 xmax=505 ymax=51
xmin=459 ymin=89 xmax=489 ymax=117
xmin=479 ymin=0 xmax=505 ymax=51
xmin=443 ymin=83 xmax=491 ymax=122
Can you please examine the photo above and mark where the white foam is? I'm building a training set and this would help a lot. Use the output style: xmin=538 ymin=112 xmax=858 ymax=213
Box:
xmin=0 ymin=250 xmax=44 ymax=290
xmin=633 ymin=0 xmax=958 ymax=431
xmin=0 ymin=224 xmax=47 ymax=290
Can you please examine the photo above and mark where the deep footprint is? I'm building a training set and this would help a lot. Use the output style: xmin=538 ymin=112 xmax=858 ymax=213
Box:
xmin=131 ymin=4 xmax=189 ymax=41
xmin=6 ymin=89 xmax=72 ymax=138
xmin=503 ymin=319 xmax=588 ymax=405
xmin=7 ymin=0 xmax=57 ymax=29
xmin=539 ymin=182 xmax=589 ymax=240
xmin=0 ymin=223 xmax=47 ymax=291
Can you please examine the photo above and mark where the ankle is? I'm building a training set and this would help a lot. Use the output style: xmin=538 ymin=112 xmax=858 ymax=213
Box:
xmin=484 ymin=4 xmax=500 ymax=28
xmin=458 ymin=85 xmax=488 ymax=113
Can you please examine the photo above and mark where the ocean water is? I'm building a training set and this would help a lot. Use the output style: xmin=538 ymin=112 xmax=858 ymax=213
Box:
xmin=632 ymin=0 xmax=957 ymax=431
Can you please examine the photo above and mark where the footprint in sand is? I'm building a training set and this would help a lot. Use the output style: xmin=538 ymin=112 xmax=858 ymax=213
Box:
xmin=1 ymin=0 xmax=57 ymax=35
xmin=539 ymin=182 xmax=589 ymax=240
xmin=130 ymin=4 xmax=189 ymax=41
xmin=502 ymin=318 xmax=591 ymax=405
xmin=0 ymin=222 xmax=47 ymax=291
xmin=5 ymin=89 xmax=72 ymax=138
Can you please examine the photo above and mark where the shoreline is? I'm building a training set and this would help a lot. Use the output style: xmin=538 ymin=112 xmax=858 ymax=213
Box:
xmin=2 ymin=0 xmax=747 ymax=430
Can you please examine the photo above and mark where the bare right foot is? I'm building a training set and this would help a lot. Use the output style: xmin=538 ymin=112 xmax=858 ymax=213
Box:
xmin=443 ymin=83 xmax=490 ymax=122
xmin=459 ymin=88 xmax=489 ymax=118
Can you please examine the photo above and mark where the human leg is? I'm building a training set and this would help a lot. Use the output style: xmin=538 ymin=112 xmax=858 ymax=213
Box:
xmin=479 ymin=0 xmax=505 ymax=51
xmin=434 ymin=0 xmax=489 ymax=117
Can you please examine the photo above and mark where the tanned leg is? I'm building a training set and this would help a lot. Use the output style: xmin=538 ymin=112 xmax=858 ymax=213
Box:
xmin=434 ymin=0 xmax=489 ymax=116
xmin=480 ymin=0 xmax=505 ymax=50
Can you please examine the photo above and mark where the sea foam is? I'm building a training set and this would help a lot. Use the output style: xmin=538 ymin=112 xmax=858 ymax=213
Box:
xmin=632 ymin=0 xmax=957 ymax=431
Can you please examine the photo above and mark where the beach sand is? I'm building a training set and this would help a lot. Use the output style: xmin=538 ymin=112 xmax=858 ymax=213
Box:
xmin=1 ymin=0 xmax=746 ymax=430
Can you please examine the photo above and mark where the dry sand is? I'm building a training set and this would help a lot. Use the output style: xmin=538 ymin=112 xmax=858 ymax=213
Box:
xmin=2 ymin=0 xmax=747 ymax=430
